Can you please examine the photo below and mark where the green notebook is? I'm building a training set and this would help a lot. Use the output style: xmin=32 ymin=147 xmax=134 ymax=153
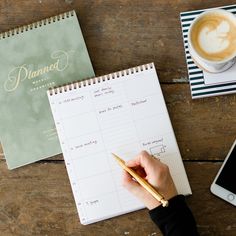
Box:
xmin=0 ymin=10 xmax=94 ymax=169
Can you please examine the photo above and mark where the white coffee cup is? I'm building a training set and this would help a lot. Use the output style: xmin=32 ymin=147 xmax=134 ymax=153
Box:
xmin=188 ymin=9 xmax=236 ymax=73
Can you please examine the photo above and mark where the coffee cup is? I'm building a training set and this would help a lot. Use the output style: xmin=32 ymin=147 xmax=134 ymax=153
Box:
xmin=188 ymin=9 xmax=236 ymax=73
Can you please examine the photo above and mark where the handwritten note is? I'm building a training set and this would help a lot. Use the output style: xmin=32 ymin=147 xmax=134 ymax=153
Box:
xmin=48 ymin=63 xmax=191 ymax=225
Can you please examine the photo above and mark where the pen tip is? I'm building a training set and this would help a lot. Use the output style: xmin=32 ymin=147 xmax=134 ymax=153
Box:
xmin=111 ymin=153 xmax=125 ymax=164
xmin=111 ymin=153 xmax=118 ymax=159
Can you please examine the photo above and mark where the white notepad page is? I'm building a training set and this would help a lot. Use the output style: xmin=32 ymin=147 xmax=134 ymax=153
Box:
xmin=47 ymin=63 xmax=191 ymax=225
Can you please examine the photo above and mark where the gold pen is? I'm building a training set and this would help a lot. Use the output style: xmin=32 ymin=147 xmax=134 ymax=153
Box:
xmin=112 ymin=153 xmax=169 ymax=207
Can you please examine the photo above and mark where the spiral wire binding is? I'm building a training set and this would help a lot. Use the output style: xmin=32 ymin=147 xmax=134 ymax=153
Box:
xmin=0 ymin=10 xmax=75 ymax=39
xmin=48 ymin=62 xmax=154 ymax=96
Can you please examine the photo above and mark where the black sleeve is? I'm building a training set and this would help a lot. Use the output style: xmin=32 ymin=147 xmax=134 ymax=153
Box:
xmin=149 ymin=195 xmax=199 ymax=236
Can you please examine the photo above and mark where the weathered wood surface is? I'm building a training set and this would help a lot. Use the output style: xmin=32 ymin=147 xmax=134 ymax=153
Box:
xmin=1 ymin=1 xmax=236 ymax=236
xmin=0 ymin=0 xmax=235 ymax=82
xmin=1 ymin=85 xmax=235 ymax=161
xmin=0 ymin=161 xmax=236 ymax=236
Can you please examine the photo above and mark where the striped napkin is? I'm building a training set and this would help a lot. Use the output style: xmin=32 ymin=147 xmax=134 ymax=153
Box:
xmin=180 ymin=5 xmax=236 ymax=99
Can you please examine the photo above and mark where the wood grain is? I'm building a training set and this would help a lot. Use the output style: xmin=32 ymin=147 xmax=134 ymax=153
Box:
xmin=1 ymin=1 xmax=236 ymax=236
xmin=0 ymin=161 xmax=235 ymax=236
xmin=0 ymin=0 xmax=235 ymax=82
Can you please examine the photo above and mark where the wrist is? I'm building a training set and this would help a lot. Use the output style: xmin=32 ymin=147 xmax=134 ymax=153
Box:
xmin=146 ymin=198 xmax=162 ymax=210
xmin=146 ymin=192 xmax=178 ymax=210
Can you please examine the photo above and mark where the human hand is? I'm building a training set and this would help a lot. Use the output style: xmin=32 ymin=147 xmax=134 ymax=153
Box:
xmin=122 ymin=151 xmax=178 ymax=210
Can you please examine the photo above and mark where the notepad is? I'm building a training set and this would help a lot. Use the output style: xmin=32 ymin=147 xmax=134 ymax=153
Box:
xmin=0 ymin=10 xmax=94 ymax=169
xmin=47 ymin=63 xmax=192 ymax=225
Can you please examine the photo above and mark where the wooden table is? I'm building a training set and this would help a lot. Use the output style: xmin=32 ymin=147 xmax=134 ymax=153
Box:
xmin=0 ymin=1 xmax=236 ymax=235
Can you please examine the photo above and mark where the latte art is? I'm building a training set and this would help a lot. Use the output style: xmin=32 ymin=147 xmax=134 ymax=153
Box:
xmin=199 ymin=20 xmax=230 ymax=53
xmin=190 ymin=13 xmax=236 ymax=61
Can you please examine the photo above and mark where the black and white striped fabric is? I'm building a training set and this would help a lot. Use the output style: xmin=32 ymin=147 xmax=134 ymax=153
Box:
xmin=180 ymin=5 xmax=236 ymax=99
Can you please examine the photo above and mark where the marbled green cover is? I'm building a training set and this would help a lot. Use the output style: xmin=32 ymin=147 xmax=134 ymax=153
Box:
xmin=0 ymin=10 xmax=94 ymax=169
